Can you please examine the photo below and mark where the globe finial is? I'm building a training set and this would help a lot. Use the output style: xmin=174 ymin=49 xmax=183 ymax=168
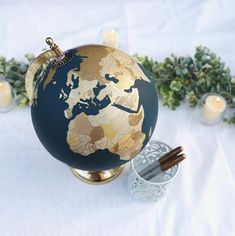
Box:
xmin=45 ymin=37 xmax=64 ymax=58
xmin=45 ymin=37 xmax=54 ymax=47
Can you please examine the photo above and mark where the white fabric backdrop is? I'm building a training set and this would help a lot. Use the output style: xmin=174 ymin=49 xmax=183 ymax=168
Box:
xmin=0 ymin=1 xmax=235 ymax=235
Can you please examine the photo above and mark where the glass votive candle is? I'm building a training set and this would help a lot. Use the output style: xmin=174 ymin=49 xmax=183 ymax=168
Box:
xmin=99 ymin=28 xmax=119 ymax=48
xmin=196 ymin=93 xmax=227 ymax=125
xmin=0 ymin=75 xmax=16 ymax=112
xmin=127 ymin=141 xmax=179 ymax=203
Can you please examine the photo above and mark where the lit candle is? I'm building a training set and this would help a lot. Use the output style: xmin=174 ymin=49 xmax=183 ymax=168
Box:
xmin=202 ymin=95 xmax=226 ymax=122
xmin=102 ymin=29 xmax=119 ymax=48
xmin=0 ymin=81 xmax=13 ymax=108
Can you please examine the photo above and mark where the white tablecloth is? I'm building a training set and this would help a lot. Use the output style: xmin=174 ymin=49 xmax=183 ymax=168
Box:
xmin=0 ymin=1 xmax=235 ymax=236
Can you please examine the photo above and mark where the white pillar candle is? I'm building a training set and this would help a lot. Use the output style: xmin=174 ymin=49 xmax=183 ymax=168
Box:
xmin=102 ymin=30 xmax=119 ymax=48
xmin=0 ymin=81 xmax=13 ymax=108
xmin=202 ymin=95 xmax=226 ymax=122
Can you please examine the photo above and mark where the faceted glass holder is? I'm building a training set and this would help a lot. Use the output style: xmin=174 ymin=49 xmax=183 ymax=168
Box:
xmin=98 ymin=27 xmax=120 ymax=48
xmin=0 ymin=76 xmax=16 ymax=113
xmin=196 ymin=93 xmax=227 ymax=125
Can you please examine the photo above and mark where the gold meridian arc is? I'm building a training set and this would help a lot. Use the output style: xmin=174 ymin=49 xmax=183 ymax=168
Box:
xmin=25 ymin=50 xmax=56 ymax=104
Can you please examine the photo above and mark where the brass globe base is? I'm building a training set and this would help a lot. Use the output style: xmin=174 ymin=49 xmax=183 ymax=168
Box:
xmin=71 ymin=165 xmax=125 ymax=184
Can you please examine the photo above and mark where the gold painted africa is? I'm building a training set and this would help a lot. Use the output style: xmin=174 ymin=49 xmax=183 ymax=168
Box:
xmin=61 ymin=46 xmax=151 ymax=160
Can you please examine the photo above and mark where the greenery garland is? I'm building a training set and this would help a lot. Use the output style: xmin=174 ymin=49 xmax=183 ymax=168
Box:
xmin=0 ymin=46 xmax=235 ymax=124
xmin=0 ymin=53 xmax=44 ymax=108
xmin=136 ymin=46 xmax=235 ymax=124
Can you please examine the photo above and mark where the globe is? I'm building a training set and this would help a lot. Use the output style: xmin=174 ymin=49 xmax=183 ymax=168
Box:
xmin=30 ymin=44 xmax=158 ymax=172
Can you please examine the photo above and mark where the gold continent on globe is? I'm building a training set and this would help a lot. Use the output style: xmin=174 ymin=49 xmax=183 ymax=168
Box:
xmin=30 ymin=44 xmax=158 ymax=171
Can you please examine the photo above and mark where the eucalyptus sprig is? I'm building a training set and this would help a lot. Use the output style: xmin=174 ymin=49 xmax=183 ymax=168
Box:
xmin=0 ymin=54 xmax=34 ymax=107
xmin=137 ymin=46 xmax=235 ymax=124
xmin=0 ymin=53 xmax=47 ymax=108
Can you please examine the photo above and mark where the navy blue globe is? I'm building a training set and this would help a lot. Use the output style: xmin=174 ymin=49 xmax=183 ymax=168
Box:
xmin=31 ymin=45 xmax=158 ymax=171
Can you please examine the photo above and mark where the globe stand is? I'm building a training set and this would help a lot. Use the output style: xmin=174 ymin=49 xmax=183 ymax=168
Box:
xmin=71 ymin=165 xmax=125 ymax=184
